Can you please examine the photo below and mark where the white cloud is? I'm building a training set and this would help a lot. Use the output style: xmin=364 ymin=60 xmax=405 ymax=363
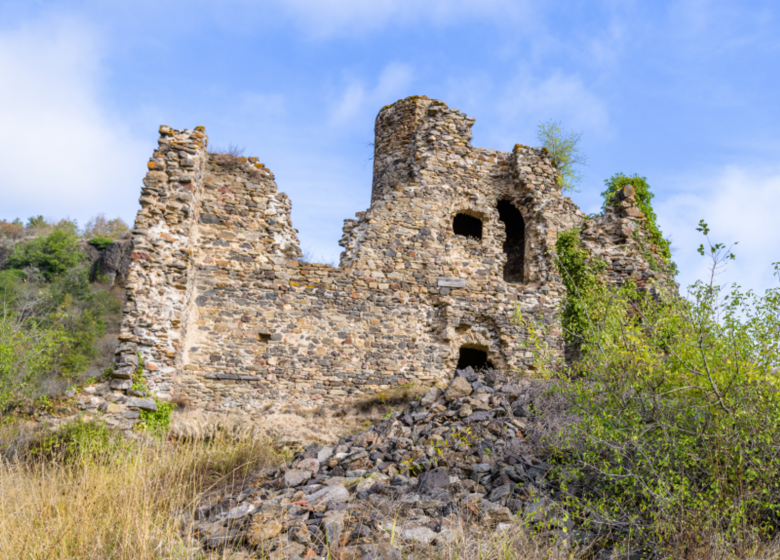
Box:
xmin=503 ymin=71 xmax=609 ymax=132
xmin=0 ymin=16 xmax=147 ymax=225
xmin=656 ymin=165 xmax=780 ymax=295
xmin=329 ymin=62 xmax=414 ymax=125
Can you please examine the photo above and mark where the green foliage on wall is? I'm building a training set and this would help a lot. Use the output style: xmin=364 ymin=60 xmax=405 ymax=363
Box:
xmin=601 ymin=173 xmax=671 ymax=261
xmin=88 ymin=237 xmax=114 ymax=250
xmin=554 ymin=227 xmax=605 ymax=344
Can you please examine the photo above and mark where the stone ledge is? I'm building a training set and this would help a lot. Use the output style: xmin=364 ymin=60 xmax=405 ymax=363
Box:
xmin=204 ymin=374 xmax=262 ymax=381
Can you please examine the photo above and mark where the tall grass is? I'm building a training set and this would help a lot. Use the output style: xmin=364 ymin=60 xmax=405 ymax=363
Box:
xmin=0 ymin=418 xmax=278 ymax=560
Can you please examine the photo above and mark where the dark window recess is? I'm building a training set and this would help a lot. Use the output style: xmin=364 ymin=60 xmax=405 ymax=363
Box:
xmin=457 ymin=346 xmax=494 ymax=371
xmin=497 ymin=200 xmax=525 ymax=283
xmin=453 ymin=213 xmax=483 ymax=240
xmin=258 ymin=333 xmax=271 ymax=343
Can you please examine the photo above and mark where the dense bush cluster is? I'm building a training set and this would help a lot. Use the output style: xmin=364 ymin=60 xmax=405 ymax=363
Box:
xmin=0 ymin=215 xmax=128 ymax=411
xmin=542 ymin=220 xmax=780 ymax=556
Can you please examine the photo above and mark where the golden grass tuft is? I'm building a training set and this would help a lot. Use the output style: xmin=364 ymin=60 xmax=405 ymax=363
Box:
xmin=0 ymin=417 xmax=279 ymax=560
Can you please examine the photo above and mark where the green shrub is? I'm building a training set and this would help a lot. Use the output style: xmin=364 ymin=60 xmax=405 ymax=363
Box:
xmin=30 ymin=418 xmax=127 ymax=464
xmin=0 ymin=311 xmax=68 ymax=411
xmin=88 ymin=237 xmax=114 ymax=250
xmin=131 ymin=358 xmax=175 ymax=438
xmin=602 ymin=173 xmax=671 ymax=260
xmin=5 ymin=229 xmax=83 ymax=280
xmin=539 ymin=224 xmax=780 ymax=555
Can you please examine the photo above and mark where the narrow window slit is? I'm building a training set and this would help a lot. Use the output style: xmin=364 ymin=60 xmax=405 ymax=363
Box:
xmin=497 ymin=200 xmax=525 ymax=283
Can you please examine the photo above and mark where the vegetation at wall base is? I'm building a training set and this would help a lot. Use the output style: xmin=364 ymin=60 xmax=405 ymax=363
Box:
xmin=131 ymin=359 xmax=176 ymax=438
xmin=542 ymin=222 xmax=780 ymax=557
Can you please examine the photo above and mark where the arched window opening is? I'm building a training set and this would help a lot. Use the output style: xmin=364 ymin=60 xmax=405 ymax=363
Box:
xmin=457 ymin=346 xmax=493 ymax=371
xmin=497 ymin=200 xmax=525 ymax=283
xmin=453 ymin=213 xmax=483 ymax=240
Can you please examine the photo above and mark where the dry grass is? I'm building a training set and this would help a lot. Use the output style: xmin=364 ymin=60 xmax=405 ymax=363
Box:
xmin=3 ymin=413 xmax=780 ymax=560
xmin=0 ymin=417 xmax=279 ymax=560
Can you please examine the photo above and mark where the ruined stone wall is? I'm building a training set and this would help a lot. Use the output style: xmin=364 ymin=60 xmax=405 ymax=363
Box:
xmin=113 ymin=126 xmax=209 ymax=398
xmin=114 ymin=96 xmax=666 ymax=412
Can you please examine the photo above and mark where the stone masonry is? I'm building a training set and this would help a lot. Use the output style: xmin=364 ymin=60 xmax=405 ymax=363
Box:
xmin=111 ymin=96 xmax=668 ymax=412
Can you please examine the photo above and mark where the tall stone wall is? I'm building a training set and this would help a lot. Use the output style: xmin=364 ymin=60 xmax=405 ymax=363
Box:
xmin=113 ymin=126 xmax=209 ymax=399
xmin=113 ymin=96 xmax=666 ymax=413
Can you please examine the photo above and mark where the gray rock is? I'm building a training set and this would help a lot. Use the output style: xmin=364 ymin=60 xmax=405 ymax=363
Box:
xmin=488 ymin=483 xmax=513 ymax=502
xmin=297 ymin=458 xmax=320 ymax=473
xmin=318 ymin=446 xmax=335 ymax=462
xmin=303 ymin=484 xmax=349 ymax=506
xmin=417 ymin=467 xmax=450 ymax=494
xmin=225 ymin=503 xmax=256 ymax=519
xmin=398 ymin=526 xmax=437 ymax=544
xmin=125 ymin=397 xmax=157 ymax=411
xmin=464 ymin=410 xmax=494 ymax=423
xmin=419 ymin=388 xmax=442 ymax=407
xmin=284 ymin=469 xmax=312 ymax=487
xmin=322 ymin=510 xmax=346 ymax=548
xmin=444 ymin=376 xmax=473 ymax=401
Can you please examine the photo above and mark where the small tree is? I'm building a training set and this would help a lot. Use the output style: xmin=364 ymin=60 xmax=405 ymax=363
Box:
xmin=536 ymin=119 xmax=588 ymax=193
xmin=83 ymin=214 xmax=129 ymax=240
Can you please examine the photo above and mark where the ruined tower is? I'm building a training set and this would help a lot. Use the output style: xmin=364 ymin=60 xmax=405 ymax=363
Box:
xmin=111 ymin=96 xmax=659 ymax=414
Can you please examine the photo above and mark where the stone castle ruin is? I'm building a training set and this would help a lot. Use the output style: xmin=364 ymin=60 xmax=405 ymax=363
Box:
xmin=110 ymin=96 xmax=665 ymax=413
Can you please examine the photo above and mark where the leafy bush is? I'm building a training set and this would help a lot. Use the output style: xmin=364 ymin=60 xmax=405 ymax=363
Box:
xmin=0 ymin=226 xmax=121 ymax=408
xmin=88 ymin=236 xmax=114 ymax=250
xmin=5 ymin=229 xmax=83 ymax=280
xmin=541 ymin=224 xmax=780 ymax=555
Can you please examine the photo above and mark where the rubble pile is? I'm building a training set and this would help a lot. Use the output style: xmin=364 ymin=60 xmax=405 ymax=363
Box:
xmin=192 ymin=367 xmax=576 ymax=559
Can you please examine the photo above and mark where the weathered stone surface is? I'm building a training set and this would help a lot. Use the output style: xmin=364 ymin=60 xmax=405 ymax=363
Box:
xmin=283 ymin=469 xmax=312 ymax=487
xmin=247 ymin=516 xmax=282 ymax=545
xmin=444 ymin=376 xmax=473 ymax=401
xmin=125 ymin=397 xmax=157 ymax=411
xmin=417 ymin=467 xmax=449 ymax=494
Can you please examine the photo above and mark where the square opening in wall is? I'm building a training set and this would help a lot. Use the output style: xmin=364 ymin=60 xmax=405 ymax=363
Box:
xmin=453 ymin=213 xmax=483 ymax=240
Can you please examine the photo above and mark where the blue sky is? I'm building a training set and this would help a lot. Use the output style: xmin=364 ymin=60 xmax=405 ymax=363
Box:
xmin=1 ymin=0 xmax=778 ymax=294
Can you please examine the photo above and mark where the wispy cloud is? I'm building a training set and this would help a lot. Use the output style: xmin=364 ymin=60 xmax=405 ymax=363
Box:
xmin=329 ymin=62 xmax=414 ymax=125
xmin=0 ymin=15 xmax=146 ymax=225
xmin=657 ymin=165 xmax=780 ymax=294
